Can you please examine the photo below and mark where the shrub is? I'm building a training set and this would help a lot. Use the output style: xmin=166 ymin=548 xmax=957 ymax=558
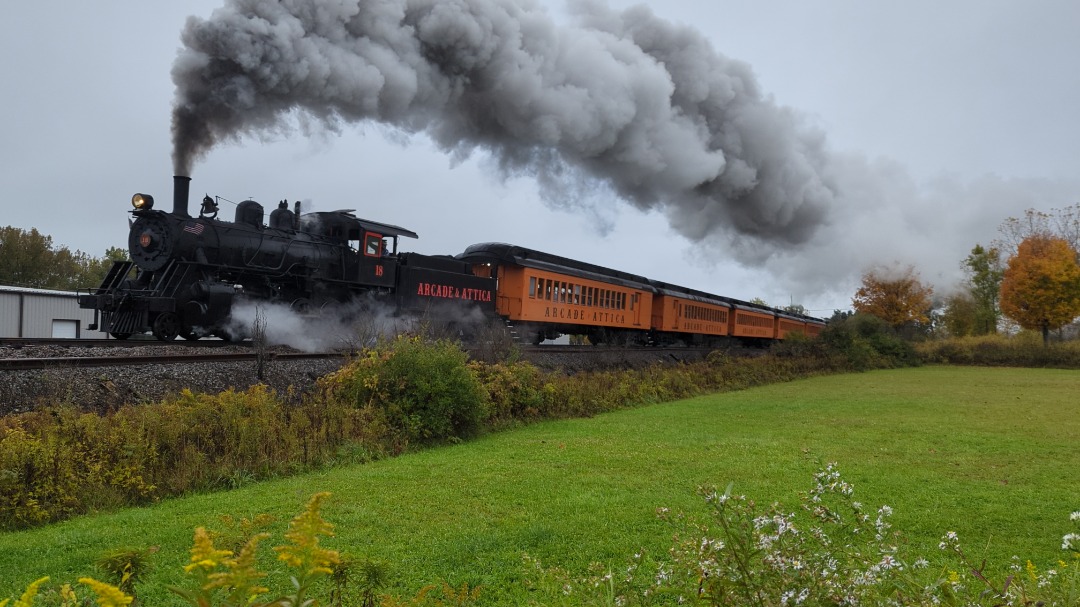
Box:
xmin=817 ymin=313 xmax=919 ymax=370
xmin=917 ymin=333 xmax=1080 ymax=368
xmin=468 ymin=360 xmax=545 ymax=425
xmin=0 ymin=385 xmax=390 ymax=530
xmin=323 ymin=336 xmax=488 ymax=444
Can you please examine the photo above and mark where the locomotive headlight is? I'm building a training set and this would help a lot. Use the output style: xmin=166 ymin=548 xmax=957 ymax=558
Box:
xmin=132 ymin=193 xmax=154 ymax=210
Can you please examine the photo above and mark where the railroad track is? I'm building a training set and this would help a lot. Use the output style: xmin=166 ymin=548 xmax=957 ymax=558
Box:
xmin=519 ymin=345 xmax=706 ymax=354
xmin=0 ymin=351 xmax=341 ymax=371
xmin=0 ymin=337 xmax=248 ymax=349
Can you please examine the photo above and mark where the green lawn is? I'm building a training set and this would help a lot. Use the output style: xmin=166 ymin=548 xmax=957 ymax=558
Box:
xmin=1 ymin=366 xmax=1077 ymax=605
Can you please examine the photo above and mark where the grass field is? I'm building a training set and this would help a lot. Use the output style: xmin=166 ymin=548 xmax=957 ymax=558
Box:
xmin=1 ymin=365 xmax=1077 ymax=605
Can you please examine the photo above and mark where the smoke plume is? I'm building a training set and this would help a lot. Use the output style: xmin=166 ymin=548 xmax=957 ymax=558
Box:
xmin=172 ymin=0 xmax=835 ymax=248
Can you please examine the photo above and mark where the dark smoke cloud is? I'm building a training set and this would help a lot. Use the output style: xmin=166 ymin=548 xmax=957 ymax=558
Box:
xmin=172 ymin=0 xmax=835 ymax=247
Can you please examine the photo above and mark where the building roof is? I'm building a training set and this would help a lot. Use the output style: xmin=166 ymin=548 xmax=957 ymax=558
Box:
xmin=0 ymin=284 xmax=81 ymax=297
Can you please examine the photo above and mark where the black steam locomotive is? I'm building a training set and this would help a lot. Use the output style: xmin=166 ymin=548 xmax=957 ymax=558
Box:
xmin=79 ymin=176 xmax=495 ymax=340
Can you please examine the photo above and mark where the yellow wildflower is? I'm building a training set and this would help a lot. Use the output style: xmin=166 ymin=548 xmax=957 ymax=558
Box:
xmin=207 ymin=532 xmax=271 ymax=601
xmin=14 ymin=577 xmax=49 ymax=607
xmin=184 ymin=527 xmax=233 ymax=573
xmin=274 ymin=492 xmax=340 ymax=577
xmin=78 ymin=578 xmax=133 ymax=607
xmin=59 ymin=584 xmax=77 ymax=607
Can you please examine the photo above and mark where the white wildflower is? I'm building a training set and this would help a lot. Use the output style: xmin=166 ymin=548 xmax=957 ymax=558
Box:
xmin=879 ymin=554 xmax=900 ymax=570
xmin=1062 ymin=532 xmax=1080 ymax=550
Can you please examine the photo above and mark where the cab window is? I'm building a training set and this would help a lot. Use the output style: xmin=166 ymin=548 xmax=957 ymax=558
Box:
xmin=364 ymin=233 xmax=382 ymax=257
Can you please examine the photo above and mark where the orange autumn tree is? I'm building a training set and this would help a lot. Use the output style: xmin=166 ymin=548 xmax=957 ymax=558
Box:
xmin=999 ymin=234 xmax=1080 ymax=344
xmin=852 ymin=266 xmax=934 ymax=330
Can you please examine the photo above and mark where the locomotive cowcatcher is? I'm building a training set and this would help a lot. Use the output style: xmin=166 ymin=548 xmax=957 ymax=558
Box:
xmin=79 ymin=176 xmax=496 ymax=341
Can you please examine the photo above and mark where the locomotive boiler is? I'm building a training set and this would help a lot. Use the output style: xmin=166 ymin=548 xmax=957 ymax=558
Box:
xmin=79 ymin=176 xmax=496 ymax=341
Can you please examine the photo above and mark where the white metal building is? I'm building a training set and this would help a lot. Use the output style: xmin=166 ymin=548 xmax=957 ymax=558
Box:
xmin=0 ymin=285 xmax=108 ymax=339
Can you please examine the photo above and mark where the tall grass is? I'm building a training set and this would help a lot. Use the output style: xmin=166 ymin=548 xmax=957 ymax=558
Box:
xmin=918 ymin=331 xmax=1080 ymax=367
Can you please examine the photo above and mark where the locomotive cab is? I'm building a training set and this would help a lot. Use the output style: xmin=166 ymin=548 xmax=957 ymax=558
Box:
xmin=301 ymin=210 xmax=418 ymax=290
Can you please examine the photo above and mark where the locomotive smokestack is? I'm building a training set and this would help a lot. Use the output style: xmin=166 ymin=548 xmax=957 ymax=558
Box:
xmin=173 ymin=175 xmax=191 ymax=217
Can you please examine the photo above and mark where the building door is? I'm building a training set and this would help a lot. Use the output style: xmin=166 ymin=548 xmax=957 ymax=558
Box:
xmin=52 ymin=319 xmax=78 ymax=338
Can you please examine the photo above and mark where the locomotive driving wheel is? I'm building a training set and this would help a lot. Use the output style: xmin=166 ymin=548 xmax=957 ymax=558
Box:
xmin=152 ymin=312 xmax=181 ymax=341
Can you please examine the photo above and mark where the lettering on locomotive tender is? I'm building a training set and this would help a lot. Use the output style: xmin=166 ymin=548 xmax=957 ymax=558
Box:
xmin=544 ymin=306 xmax=626 ymax=324
xmin=416 ymin=282 xmax=492 ymax=302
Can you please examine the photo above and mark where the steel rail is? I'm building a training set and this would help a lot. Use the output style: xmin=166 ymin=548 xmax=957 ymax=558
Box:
xmin=0 ymin=351 xmax=339 ymax=371
xmin=0 ymin=337 xmax=249 ymax=349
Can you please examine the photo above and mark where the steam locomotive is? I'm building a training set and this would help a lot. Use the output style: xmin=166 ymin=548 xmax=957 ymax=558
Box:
xmin=79 ymin=176 xmax=495 ymax=341
xmin=80 ymin=176 xmax=824 ymax=344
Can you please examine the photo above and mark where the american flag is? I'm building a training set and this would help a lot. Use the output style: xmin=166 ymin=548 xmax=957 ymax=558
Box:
xmin=183 ymin=222 xmax=205 ymax=235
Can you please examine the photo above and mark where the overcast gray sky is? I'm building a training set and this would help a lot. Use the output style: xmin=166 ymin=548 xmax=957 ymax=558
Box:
xmin=2 ymin=0 xmax=1078 ymax=314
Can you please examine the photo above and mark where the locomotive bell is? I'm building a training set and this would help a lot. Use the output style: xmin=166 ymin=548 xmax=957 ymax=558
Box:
xmin=199 ymin=195 xmax=219 ymax=218
xmin=132 ymin=193 xmax=154 ymax=210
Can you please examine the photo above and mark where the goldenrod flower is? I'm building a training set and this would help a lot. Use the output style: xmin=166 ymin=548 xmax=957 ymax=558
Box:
xmin=274 ymin=492 xmax=340 ymax=577
xmin=59 ymin=584 xmax=77 ymax=607
xmin=184 ymin=527 xmax=233 ymax=573
xmin=78 ymin=578 xmax=133 ymax=607
xmin=207 ymin=532 xmax=271 ymax=601
xmin=14 ymin=577 xmax=49 ymax=607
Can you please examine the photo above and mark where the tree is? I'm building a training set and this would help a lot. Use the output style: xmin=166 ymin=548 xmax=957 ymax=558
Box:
xmin=961 ymin=244 xmax=1004 ymax=335
xmin=782 ymin=303 xmax=807 ymax=316
xmin=995 ymin=203 xmax=1080 ymax=256
xmin=999 ymin=235 xmax=1080 ymax=344
xmin=940 ymin=291 xmax=978 ymax=337
xmin=851 ymin=266 xmax=934 ymax=331
xmin=0 ymin=226 xmax=124 ymax=290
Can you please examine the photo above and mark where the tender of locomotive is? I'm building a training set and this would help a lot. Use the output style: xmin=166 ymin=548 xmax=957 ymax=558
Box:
xmin=79 ymin=176 xmax=496 ymax=340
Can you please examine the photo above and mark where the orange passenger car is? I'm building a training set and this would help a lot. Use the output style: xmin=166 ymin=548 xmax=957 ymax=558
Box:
xmin=803 ymin=319 xmax=825 ymax=337
xmin=775 ymin=314 xmax=809 ymax=339
xmin=651 ymin=290 xmax=731 ymax=338
xmin=458 ymin=243 xmax=654 ymax=342
xmin=730 ymin=305 xmax=776 ymax=339
xmin=497 ymin=264 xmax=652 ymax=331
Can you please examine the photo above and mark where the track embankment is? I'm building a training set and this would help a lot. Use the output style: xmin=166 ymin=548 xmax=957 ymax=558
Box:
xmin=0 ymin=342 xmax=714 ymax=415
